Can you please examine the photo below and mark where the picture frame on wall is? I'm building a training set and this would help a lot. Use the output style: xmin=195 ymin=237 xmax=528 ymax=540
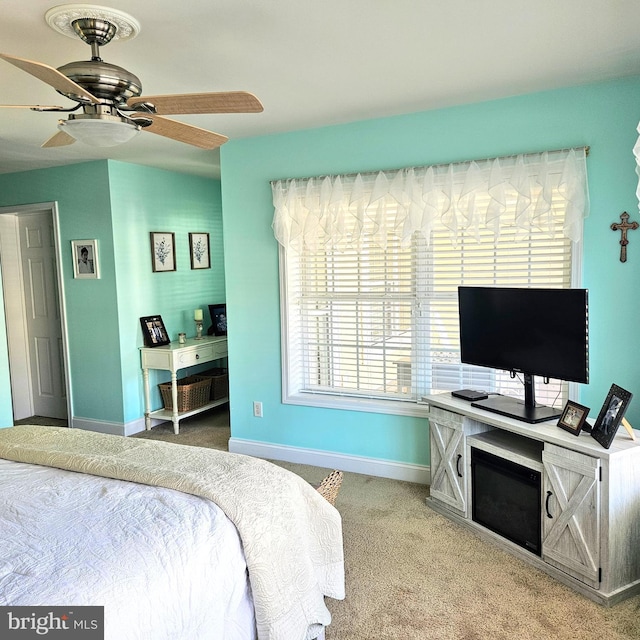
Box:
xmin=557 ymin=400 xmax=590 ymax=436
xmin=71 ymin=239 xmax=100 ymax=279
xmin=150 ymin=232 xmax=176 ymax=272
xmin=140 ymin=315 xmax=171 ymax=347
xmin=591 ymin=383 xmax=633 ymax=449
xmin=189 ymin=232 xmax=211 ymax=270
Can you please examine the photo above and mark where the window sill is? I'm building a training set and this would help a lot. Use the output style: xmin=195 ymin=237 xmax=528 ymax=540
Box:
xmin=283 ymin=392 xmax=432 ymax=418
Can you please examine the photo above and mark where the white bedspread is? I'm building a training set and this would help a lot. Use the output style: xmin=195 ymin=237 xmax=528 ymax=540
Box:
xmin=0 ymin=458 xmax=256 ymax=640
xmin=0 ymin=426 xmax=345 ymax=640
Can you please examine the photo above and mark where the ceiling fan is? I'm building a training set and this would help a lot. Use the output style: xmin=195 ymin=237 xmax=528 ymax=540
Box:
xmin=0 ymin=6 xmax=263 ymax=150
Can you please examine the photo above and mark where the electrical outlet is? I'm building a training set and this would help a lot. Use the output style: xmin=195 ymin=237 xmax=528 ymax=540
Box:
xmin=253 ymin=401 xmax=263 ymax=418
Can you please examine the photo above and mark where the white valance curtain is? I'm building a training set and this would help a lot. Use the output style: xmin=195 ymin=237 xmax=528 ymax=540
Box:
xmin=271 ymin=148 xmax=589 ymax=251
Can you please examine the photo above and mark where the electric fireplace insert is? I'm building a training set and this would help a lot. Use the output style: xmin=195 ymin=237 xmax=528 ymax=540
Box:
xmin=471 ymin=447 xmax=542 ymax=555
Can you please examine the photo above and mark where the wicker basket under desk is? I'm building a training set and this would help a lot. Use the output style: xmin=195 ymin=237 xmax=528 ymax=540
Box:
xmin=158 ymin=376 xmax=212 ymax=412
xmin=197 ymin=368 xmax=229 ymax=401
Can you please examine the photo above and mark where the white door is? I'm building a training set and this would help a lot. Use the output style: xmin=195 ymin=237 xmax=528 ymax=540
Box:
xmin=17 ymin=212 xmax=67 ymax=419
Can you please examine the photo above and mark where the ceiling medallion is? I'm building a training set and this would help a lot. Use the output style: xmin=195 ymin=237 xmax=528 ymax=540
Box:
xmin=44 ymin=3 xmax=141 ymax=41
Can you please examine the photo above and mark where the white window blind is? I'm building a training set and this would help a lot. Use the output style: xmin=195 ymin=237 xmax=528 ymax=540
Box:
xmin=273 ymin=149 xmax=589 ymax=413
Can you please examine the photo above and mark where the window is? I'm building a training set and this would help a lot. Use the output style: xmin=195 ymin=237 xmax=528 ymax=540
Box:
xmin=273 ymin=149 xmax=589 ymax=415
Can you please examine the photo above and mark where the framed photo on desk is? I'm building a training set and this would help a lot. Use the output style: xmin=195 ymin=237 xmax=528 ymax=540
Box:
xmin=557 ymin=400 xmax=590 ymax=436
xmin=140 ymin=315 xmax=170 ymax=347
xmin=208 ymin=304 xmax=227 ymax=336
xmin=591 ymin=384 xmax=633 ymax=449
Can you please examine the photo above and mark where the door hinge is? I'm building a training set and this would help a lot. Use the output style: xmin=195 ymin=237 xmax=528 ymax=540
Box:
xmin=599 ymin=466 xmax=602 ymax=481
xmin=599 ymin=567 xmax=602 ymax=583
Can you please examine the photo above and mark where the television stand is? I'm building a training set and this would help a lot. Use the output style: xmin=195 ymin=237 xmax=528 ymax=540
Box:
xmin=425 ymin=392 xmax=640 ymax=606
xmin=471 ymin=395 xmax=561 ymax=423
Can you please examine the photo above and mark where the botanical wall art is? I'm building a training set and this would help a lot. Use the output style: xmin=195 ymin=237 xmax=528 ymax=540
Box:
xmin=150 ymin=232 xmax=176 ymax=272
xmin=189 ymin=232 xmax=211 ymax=269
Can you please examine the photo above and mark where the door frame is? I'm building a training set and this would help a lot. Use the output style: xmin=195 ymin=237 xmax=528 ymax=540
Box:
xmin=0 ymin=202 xmax=72 ymax=422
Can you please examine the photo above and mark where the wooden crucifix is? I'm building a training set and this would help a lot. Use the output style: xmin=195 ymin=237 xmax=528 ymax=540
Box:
xmin=611 ymin=212 xmax=639 ymax=262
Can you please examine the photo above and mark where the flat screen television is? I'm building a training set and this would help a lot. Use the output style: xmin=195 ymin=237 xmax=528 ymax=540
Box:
xmin=458 ymin=286 xmax=589 ymax=424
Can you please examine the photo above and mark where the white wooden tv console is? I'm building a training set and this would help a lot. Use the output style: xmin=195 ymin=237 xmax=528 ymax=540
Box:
xmin=423 ymin=393 xmax=640 ymax=606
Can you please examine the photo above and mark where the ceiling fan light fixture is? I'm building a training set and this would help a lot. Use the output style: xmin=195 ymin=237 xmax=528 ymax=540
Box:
xmin=1 ymin=6 xmax=263 ymax=151
xmin=58 ymin=116 xmax=140 ymax=147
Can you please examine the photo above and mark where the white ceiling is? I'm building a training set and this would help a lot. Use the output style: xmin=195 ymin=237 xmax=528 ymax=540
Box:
xmin=1 ymin=0 xmax=639 ymax=179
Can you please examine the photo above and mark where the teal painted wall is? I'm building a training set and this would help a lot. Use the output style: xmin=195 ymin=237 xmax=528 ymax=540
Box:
xmin=0 ymin=162 xmax=120 ymax=425
xmin=0 ymin=160 xmax=223 ymax=429
xmin=107 ymin=162 xmax=224 ymax=423
xmin=220 ymin=75 xmax=640 ymax=466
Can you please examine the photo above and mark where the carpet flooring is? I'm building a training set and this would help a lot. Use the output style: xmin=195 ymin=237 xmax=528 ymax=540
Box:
xmin=14 ymin=416 xmax=68 ymax=427
xmin=134 ymin=407 xmax=640 ymax=640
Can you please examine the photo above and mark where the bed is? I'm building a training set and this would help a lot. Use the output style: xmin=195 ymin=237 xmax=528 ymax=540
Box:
xmin=0 ymin=425 xmax=345 ymax=640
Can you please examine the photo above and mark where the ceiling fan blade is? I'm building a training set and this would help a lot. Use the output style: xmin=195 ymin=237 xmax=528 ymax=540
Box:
xmin=0 ymin=53 xmax=100 ymax=104
xmin=41 ymin=130 xmax=76 ymax=148
xmin=131 ymin=114 xmax=228 ymax=149
xmin=0 ymin=104 xmax=66 ymax=110
xmin=127 ymin=91 xmax=263 ymax=115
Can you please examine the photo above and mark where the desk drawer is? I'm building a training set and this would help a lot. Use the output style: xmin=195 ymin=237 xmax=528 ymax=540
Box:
xmin=212 ymin=342 xmax=228 ymax=359
xmin=178 ymin=345 xmax=215 ymax=367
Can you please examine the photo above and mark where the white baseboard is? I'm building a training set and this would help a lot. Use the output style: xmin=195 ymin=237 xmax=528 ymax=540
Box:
xmin=124 ymin=417 xmax=147 ymax=436
xmin=228 ymin=437 xmax=430 ymax=484
xmin=70 ymin=416 xmax=169 ymax=436
xmin=70 ymin=416 xmax=125 ymax=435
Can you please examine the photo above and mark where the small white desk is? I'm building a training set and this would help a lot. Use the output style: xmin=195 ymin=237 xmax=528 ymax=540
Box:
xmin=141 ymin=336 xmax=228 ymax=434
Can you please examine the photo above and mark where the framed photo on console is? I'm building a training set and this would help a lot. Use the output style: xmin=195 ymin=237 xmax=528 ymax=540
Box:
xmin=140 ymin=315 xmax=171 ymax=347
xmin=557 ymin=400 xmax=590 ymax=436
xmin=591 ymin=384 xmax=633 ymax=449
xmin=208 ymin=304 xmax=227 ymax=336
